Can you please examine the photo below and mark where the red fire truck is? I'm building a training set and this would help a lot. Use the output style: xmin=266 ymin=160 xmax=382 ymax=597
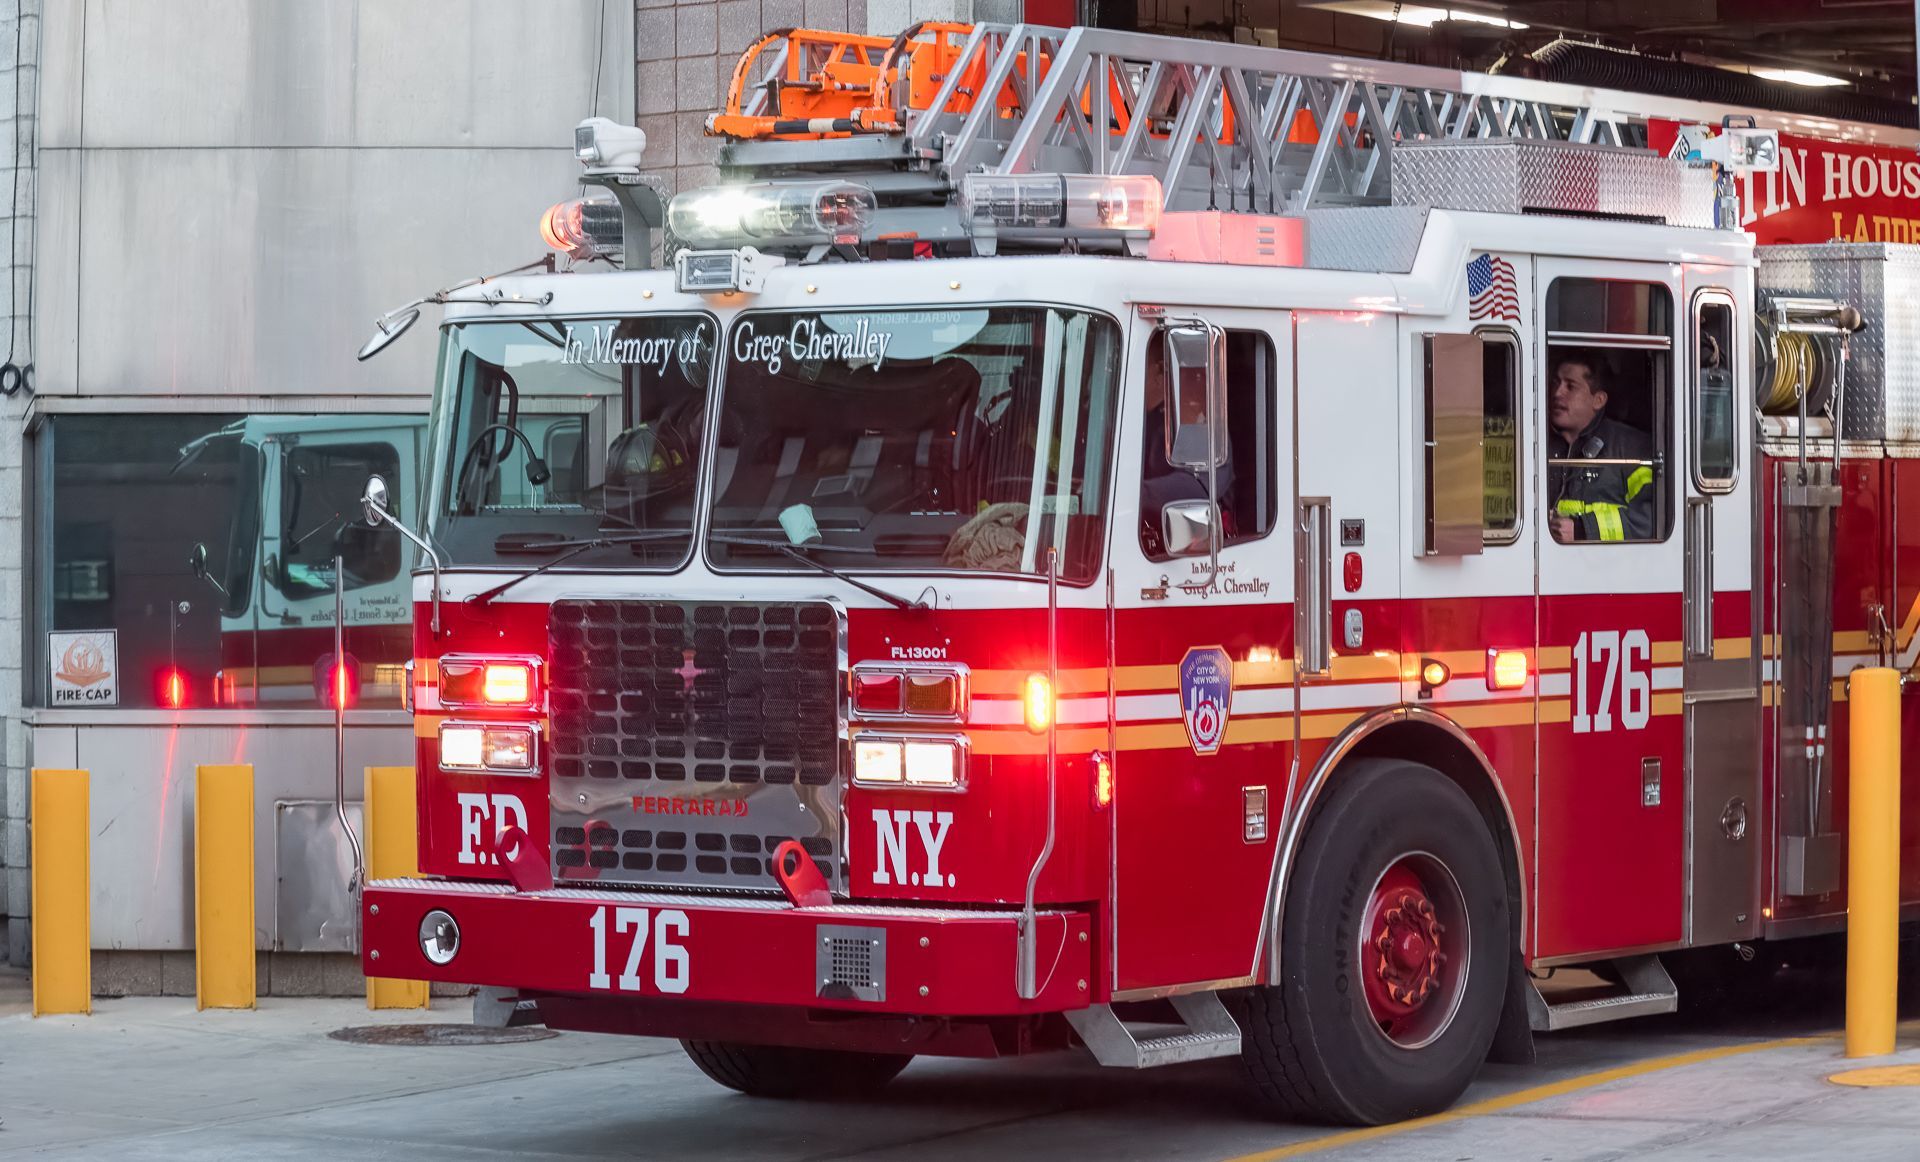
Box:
xmin=353 ymin=24 xmax=1920 ymax=1124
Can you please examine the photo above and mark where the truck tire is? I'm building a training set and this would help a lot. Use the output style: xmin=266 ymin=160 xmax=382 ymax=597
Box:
xmin=680 ymin=1040 xmax=911 ymax=1099
xmin=1237 ymin=758 xmax=1510 ymax=1125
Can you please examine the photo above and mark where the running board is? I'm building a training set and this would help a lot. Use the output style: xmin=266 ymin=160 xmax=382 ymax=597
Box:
xmin=1066 ymin=992 xmax=1242 ymax=1068
xmin=1526 ymin=955 xmax=1678 ymax=1032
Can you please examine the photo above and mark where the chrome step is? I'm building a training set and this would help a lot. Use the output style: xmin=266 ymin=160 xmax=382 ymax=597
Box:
xmin=1066 ymin=992 xmax=1242 ymax=1068
xmin=1526 ymin=954 xmax=1678 ymax=1032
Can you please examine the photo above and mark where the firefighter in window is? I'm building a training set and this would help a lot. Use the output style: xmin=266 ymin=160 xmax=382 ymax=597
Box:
xmin=1547 ymin=349 xmax=1655 ymax=543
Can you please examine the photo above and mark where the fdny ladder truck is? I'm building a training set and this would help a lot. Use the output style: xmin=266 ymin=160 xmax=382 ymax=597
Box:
xmin=352 ymin=23 xmax=1920 ymax=1124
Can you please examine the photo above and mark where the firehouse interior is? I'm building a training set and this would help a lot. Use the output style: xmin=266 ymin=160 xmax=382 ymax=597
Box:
xmin=15 ymin=2 xmax=1920 ymax=1155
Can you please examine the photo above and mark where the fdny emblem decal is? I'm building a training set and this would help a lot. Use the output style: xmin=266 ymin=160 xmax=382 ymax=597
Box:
xmin=1179 ymin=645 xmax=1233 ymax=756
xmin=1466 ymin=253 xmax=1520 ymax=323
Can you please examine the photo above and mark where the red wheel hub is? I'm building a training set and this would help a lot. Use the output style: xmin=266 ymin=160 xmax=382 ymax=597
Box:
xmin=1359 ymin=856 xmax=1465 ymax=1047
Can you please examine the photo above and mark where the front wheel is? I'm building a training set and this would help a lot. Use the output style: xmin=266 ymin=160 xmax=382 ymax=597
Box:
xmin=680 ymin=1040 xmax=911 ymax=1100
xmin=1237 ymin=758 xmax=1510 ymax=1125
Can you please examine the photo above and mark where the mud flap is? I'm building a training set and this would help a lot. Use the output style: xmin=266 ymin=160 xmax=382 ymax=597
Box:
xmin=473 ymin=986 xmax=543 ymax=1029
xmin=1485 ymin=948 xmax=1536 ymax=1065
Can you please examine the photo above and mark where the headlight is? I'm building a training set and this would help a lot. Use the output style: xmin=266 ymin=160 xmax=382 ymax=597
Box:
xmin=439 ymin=722 xmax=538 ymax=774
xmin=852 ymin=734 xmax=966 ymax=790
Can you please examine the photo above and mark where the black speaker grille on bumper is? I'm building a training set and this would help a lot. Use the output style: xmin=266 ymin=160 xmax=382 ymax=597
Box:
xmin=547 ymin=600 xmax=843 ymax=891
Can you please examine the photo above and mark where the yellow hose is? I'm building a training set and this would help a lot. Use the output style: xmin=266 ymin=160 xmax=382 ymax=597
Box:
xmin=1760 ymin=330 xmax=1813 ymax=415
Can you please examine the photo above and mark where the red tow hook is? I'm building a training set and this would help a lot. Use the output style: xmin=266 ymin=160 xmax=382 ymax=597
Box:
xmin=495 ymin=825 xmax=555 ymax=892
xmin=772 ymin=840 xmax=831 ymax=907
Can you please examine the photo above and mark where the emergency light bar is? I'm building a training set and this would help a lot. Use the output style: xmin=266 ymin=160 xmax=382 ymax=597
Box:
xmin=540 ymin=197 xmax=623 ymax=260
xmin=961 ymin=173 xmax=1163 ymax=247
xmin=667 ymin=180 xmax=877 ymax=248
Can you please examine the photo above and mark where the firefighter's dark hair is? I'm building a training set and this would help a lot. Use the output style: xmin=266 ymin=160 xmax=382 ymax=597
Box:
xmin=1550 ymin=348 xmax=1609 ymax=399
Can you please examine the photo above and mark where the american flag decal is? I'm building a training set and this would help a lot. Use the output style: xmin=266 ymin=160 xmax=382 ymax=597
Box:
xmin=1467 ymin=253 xmax=1519 ymax=322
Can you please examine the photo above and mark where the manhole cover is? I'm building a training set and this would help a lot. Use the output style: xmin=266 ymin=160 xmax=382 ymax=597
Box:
xmin=328 ymin=1023 xmax=559 ymax=1047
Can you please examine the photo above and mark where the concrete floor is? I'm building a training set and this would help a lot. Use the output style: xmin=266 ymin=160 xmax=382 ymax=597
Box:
xmin=2 ymin=967 xmax=1918 ymax=1160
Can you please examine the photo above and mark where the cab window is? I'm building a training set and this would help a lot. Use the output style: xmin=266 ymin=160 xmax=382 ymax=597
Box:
xmin=278 ymin=442 xmax=403 ymax=598
xmin=1544 ymin=279 xmax=1673 ymax=545
xmin=1693 ymin=295 xmax=1738 ymax=492
xmin=1480 ymin=332 xmax=1520 ymax=543
xmin=1139 ymin=329 xmax=1277 ymax=561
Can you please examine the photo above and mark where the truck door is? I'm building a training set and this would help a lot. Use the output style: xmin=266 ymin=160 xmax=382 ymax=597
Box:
xmin=1682 ymin=286 xmax=1761 ymax=946
xmin=1109 ymin=307 xmax=1293 ymax=993
xmin=258 ymin=424 xmax=419 ymax=704
xmin=1533 ymin=265 xmax=1687 ymax=958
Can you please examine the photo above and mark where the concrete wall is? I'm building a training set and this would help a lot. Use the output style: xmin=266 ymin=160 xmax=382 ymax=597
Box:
xmin=4 ymin=0 xmax=631 ymax=969
xmin=35 ymin=0 xmax=632 ymax=400
xmin=0 ymin=0 xmax=34 ymax=968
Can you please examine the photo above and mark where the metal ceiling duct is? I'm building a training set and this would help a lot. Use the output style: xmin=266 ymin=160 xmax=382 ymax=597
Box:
xmin=1497 ymin=38 xmax=1917 ymax=128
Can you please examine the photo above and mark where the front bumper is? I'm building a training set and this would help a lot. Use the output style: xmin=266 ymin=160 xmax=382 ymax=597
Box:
xmin=362 ymin=878 xmax=1093 ymax=1015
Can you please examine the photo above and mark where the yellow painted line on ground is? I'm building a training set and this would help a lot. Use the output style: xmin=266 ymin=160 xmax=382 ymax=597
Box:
xmin=1223 ymin=1035 xmax=1833 ymax=1162
xmin=1830 ymin=1064 xmax=1920 ymax=1088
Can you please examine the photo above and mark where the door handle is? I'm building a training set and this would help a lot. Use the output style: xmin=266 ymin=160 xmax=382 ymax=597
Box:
xmin=1296 ymin=497 xmax=1332 ymax=677
xmin=1685 ymin=496 xmax=1713 ymax=660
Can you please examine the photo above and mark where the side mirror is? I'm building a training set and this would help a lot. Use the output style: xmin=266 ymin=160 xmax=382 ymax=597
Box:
xmin=357 ymin=308 xmax=421 ymax=362
xmin=357 ymin=472 xmax=447 ymax=639
xmin=1161 ymin=499 xmax=1218 ymax=557
xmin=187 ymin=542 xmax=226 ymax=596
xmin=362 ymin=474 xmax=391 ymax=527
xmin=1163 ymin=324 xmax=1228 ymax=471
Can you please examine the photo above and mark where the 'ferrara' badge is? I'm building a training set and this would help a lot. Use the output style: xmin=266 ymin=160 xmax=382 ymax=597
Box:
xmin=1179 ymin=645 xmax=1233 ymax=756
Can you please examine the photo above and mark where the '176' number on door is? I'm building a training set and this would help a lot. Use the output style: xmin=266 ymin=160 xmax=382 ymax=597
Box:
xmin=1571 ymin=630 xmax=1651 ymax=734
xmin=588 ymin=906 xmax=690 ymax=994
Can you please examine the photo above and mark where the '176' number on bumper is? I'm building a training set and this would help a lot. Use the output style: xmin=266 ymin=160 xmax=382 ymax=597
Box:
xmin=588 ymin=905 xmax=691 ymax=994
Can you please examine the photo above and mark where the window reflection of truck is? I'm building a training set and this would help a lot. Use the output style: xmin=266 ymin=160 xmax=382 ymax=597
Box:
xmin=186 ymin=415 xmax=428 ymax=707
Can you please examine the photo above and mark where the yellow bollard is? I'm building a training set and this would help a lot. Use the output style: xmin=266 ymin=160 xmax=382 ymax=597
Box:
xmin=30 ymin=768 xmax=90 ymax=1016
xmin=194 ymin=765 xmax=257 ymax=1010
xmin=365 ymin=765 xmax=429 ymax=1010
xmin=1846 ymin=667 xmax=1902 ymax=1058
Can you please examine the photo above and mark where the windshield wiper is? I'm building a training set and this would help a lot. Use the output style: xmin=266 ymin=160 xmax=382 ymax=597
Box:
xmin=709 ymin=533 xmax=925 ymax=611
xmin=470 ymin=530 xmax=690 ymax=608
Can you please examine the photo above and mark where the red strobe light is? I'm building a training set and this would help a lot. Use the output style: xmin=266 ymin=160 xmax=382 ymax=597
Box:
xmin=157 ymin=667 xmax=189 ymax=710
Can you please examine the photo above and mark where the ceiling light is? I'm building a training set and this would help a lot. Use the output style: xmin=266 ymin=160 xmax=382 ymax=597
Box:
xmin=1750 ymin=67 xmax=1848 ymax=88
xmin=1308 ymin=2 xmax=1527 ymax=29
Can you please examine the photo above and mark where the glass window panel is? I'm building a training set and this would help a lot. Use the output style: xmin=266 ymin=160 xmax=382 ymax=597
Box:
xmin=429 ymin=315 xmax=714 ymax=570
xmin=1545 ymin=278 xmax=1674 ymax=545
xmin=1695 ymin=298 xmax=1738 ymax=490
xmin=708 ymin=307 xmax=1121 ymax=583
xmin=1482 ymin=334 xmax=1520 ymax=542
xmin=1139 ymin=328 xmax=1278 ymax=561
xmin=37 ymin=413 xmax=423 ymax=710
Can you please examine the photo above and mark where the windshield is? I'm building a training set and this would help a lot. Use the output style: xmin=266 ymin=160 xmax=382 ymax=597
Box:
xmin=430 ymin=315 xmax=716 ymax=566
xmin=707 ymin=307 xmax=1119 ymax=582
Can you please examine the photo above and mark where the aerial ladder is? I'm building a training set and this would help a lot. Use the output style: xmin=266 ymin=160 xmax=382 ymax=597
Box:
xmin=696 ymin=21 xmax=1847 ymax=224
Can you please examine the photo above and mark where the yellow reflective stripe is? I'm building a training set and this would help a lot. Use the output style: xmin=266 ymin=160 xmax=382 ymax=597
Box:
xmin=1556 ymin=500 xmax=1590 ymax=516
xmin=1626 ymin=465 xmax=1653 ymax=501
xmin=1593 ymin=505 xmax=1625 ymax=541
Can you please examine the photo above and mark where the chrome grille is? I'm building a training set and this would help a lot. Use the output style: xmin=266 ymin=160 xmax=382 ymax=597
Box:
xmin=547 ymin=599 xmax=843 ymax=891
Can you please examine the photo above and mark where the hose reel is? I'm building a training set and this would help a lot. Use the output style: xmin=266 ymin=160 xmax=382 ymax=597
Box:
xmin=1755 ymin=301 xmax=1864 ymax=418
